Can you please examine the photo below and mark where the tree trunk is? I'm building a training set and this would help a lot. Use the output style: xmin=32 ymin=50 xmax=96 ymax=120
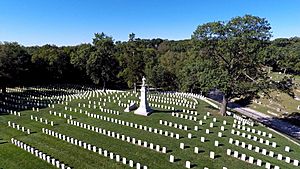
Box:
xmin=220 ymin=95 xmax=228 ymax=116
xmin=102 ymin=81 xmax=106 ymax=92
xmin=283 ymin=68 xmax=287 ymax=74
xmin=1 ymin=86 xmax=6 ymax=93
xmin=134 ymin=82 xmax=137 ymax=93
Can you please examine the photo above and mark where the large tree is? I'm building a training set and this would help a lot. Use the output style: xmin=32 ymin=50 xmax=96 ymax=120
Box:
xmin=192 ymin=15 xmax=272 ymax=116
xmin=0 ymin=42 xmax=31 ymax=93
xmin=70 ymin=43 xmax=94 ymax=83
xmin=117 ymin=34 xmax=146 ymax=91
xmin=31 ymin=45 xmax=71 ymax=83
xmin=86 ymin=33 xmax=117 ymax=90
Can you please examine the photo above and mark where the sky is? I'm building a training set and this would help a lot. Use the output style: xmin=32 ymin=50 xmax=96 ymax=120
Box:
xmin=0 ymin=0 xmax=300 ymax=46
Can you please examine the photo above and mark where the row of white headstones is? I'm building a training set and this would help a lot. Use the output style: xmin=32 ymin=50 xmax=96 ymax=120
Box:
xmin=30 ymin=115 xmax=54 ymax=126
xmin=62 ymin=105 xmax=182 ymax=139
xmin=226 ymin=148 xmax=280 ymax=169
xmin=74 ymin=104 xmax=120 ymax=115
xmin=42 ymin=128 xmax=148 ymax=169
xmin=7 ymin=121 xmax=31 ymax=134
xmin=67 ymin=119 xmax=168 ymax=153
xmin=230 ymin=120 xmax=299 ymax=167
xmin=11 ymin=138 xmax=71 ymax=169
xmin=229 ymin=137 xmax=299 ymax=166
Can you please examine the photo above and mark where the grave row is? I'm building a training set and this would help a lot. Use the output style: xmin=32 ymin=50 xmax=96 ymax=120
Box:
xmin=149 ymin=94 xmax=194 ymax=105
xmin=228 ymin=138 xmax=299 ymax=166
xmin=0 ymin=108 xmax=22 ymax=115
xmin=11 ymin=138 xmax=71 ymax=169
xmin=148 ymin=103 xmax=175 ymax=110
xmin=65 ymin=108 xmax=183 ymax=140
xmin=232 ymin=123 xmax=273 ymax=139
xmin=182 ymin=109 xmax=198 ymax=116
xmin=159 ymin=120 xmax=190 ymax=131
xmin=171 ymin=112 xmax=197 ymax=121
xmin=231 ymin=129 xmax=277 ymax=148
xmin=159 ymin=92 xmax=196 ymax=104
xmin=66 ymin=105 xmax=120 ymax=116
xmin=7 ymin=121 xmax=31 ymax=134
xmin=49 ymin=110 xmax=73 ymax=119
xmin=169 ymin=154 xmax=201 ymax=169
xmin=10 ymin=110 xmax=21 ymax=116
xmin=42 ymin=128 xmax=147 ymax=169
xmin=148 ymin=97 xmax=195 ymax=109
xmin=226 ymin=148 xmax=279 ymax=169
xmin=30 ymin=115 xmax=54 ymax=126
xmin=67 ymin=119 xmax=168 ymax=153
xmin=233 ymin=114 xmax=254 ymax=126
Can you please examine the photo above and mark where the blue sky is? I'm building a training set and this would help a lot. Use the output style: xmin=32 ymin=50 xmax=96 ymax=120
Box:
xmin=0 ymin=0 xmax=300 ymax=46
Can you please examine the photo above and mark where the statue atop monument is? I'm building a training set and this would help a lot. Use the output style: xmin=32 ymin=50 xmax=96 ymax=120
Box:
xmin=134 ymin=76 xmax=153 ymax=116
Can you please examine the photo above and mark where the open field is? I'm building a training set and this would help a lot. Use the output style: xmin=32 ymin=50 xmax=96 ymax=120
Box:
xmin=0 ymin=87 xmax=300 ymax=169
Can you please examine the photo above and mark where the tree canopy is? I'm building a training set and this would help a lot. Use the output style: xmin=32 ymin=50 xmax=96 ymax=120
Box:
xmin=191 ymin=15 xmax=272 ymax=115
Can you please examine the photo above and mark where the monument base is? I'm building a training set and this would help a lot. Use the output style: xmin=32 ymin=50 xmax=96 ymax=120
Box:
xmin=134 ymin=107 xmax=153 ymax=116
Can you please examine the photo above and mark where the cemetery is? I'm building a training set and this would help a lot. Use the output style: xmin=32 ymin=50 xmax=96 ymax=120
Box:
xmin=1 ymin=1 xmax=300 ymax=169
xmin=0 ymin=84 xmax=300 ymax=169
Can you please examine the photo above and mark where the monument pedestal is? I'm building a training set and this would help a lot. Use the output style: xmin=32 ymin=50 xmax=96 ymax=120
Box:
xmin=134 ymin=77 xmax=152 ymax=116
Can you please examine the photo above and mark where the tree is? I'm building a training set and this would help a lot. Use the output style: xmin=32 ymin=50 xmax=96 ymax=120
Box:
xmin=117 ymin=34 xmax=146 ymax=91
xmin=86 ymin=33 xmax=117 ymax=90
xmin=31 ymin=45 xmax=71 ymax=83
xmin=192 ymin=15 xmax=272 ymax=116
xmin=70 ymin=43 xmax=94 ymax=83
xmin=0 ymin=42 xmax=31 ymax=93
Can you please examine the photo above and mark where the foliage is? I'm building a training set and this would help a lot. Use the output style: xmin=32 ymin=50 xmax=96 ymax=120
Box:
xmin=0 ymin=42 xmax=31 ymax=91
xmin=86 ymin=33 xmax=117 ymax=89
xmin=191 ymin=15 xmax=272 ymax=115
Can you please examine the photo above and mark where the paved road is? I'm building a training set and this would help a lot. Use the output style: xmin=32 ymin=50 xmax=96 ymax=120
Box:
xmin=232 ymin=106 xmax=300 ymax=140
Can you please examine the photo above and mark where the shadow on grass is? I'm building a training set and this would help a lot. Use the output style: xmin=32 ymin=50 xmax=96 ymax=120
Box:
xmin=0 ymin=112 xmax=9 ymax=116
xmin=151 ymin=109 xmax=181 ymax=114
xmin=190 ymin=164 xmax=197 ymax=168
xmin=166 ymin=150 xmax=173 ymax=153
xmin=174 ymin=158 xmax=181 ymax=162
xmin=0 ymin=87 xmax=78 ymax=116
xmin=215 ymin=155 xmax=221 ymax=159
xmin=0 ymin=141 xmax=8 ymax=144
xmin=257 ymin=116 xmax=300 ymax=140
xmin=184 ymin=145 xmax=190 ymax=149
xmin=198 ymin=149 xmax=205 ymax=153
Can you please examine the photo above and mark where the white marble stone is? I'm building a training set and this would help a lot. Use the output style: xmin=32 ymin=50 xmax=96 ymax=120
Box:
xmin=134 ymin=77 xmax=152 ymax=116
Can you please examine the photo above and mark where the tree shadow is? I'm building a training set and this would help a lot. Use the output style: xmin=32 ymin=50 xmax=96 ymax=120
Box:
xmin=257 ymin=116 xmax=300 ymax=140
xmin=151 ymin=109 xmax=183 ymax=114
xmin=0 ymin=87 xmax=77 ymax=116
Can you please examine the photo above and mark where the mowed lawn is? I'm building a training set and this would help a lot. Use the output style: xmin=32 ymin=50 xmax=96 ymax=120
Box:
xmin=0 ymin=89 xmax=300 ymax=169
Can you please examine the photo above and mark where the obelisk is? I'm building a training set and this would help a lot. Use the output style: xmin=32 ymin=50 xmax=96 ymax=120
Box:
xmin=134 ymin=76 xmax=153 ymax=116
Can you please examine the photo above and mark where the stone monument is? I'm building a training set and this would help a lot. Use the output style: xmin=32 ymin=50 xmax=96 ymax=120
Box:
xmin=134 ymin=76 xmax=153 ymax=116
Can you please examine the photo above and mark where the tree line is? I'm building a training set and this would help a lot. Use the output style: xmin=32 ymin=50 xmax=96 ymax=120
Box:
xmin=1 ymin=15 xmax=298 ymax=115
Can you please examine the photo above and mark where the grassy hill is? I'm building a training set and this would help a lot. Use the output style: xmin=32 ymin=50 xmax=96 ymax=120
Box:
xmin=0 ymin=87 xmax=299 ymax=169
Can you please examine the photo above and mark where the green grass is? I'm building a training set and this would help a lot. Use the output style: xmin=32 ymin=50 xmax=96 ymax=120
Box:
xmin=1 ymin=89 xmax=300 ymax=169
xmin=245 ymin=71 xmax=300 ymax=116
